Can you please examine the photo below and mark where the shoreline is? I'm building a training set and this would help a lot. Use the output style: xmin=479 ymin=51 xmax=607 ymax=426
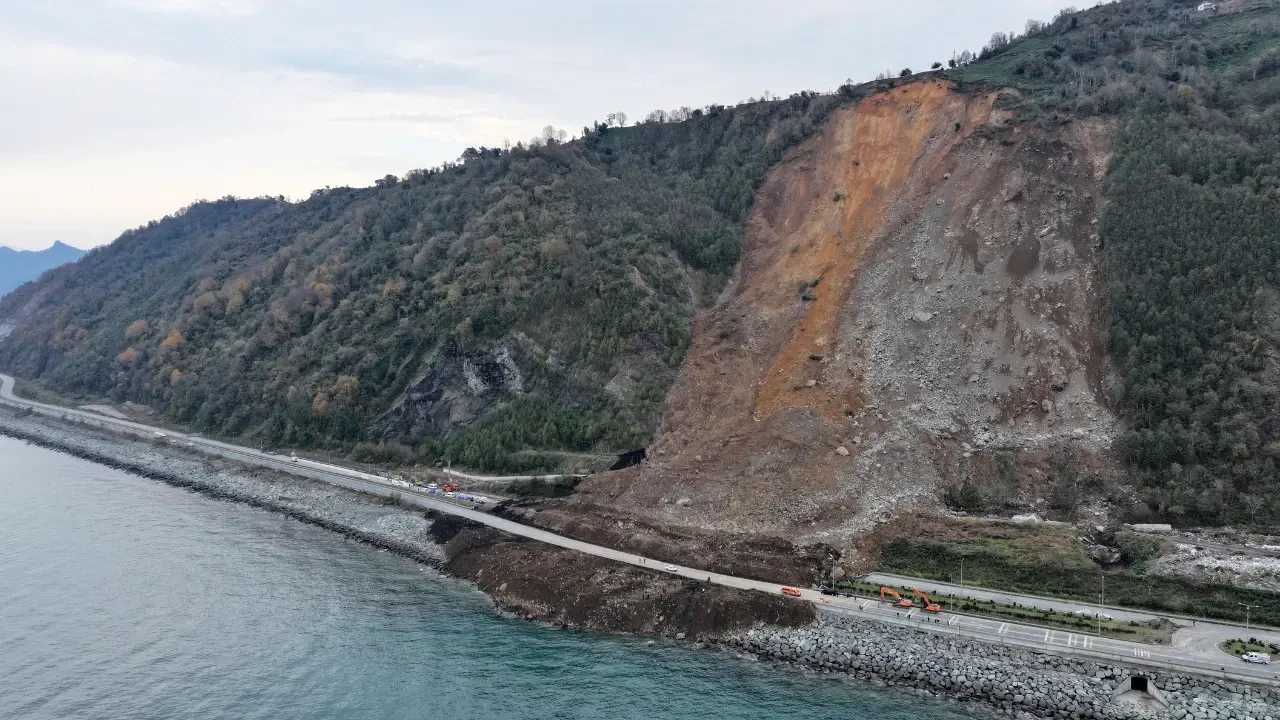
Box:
xmin=0 ymin=408 xmax=812 ymax=639
xmin=0 ymin=418 xmax=445 ymax=568
xmin=4 ymin=408 xmax=1278 ymax=720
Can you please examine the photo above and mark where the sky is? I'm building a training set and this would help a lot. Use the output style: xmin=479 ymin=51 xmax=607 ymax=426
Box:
xmin=2 ymin=0 xmax=1083 ymax=251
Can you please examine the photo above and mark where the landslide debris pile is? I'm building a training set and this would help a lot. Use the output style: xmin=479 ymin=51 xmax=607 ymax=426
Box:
xmin=584 ymin=79 xmax=1120 ymax=539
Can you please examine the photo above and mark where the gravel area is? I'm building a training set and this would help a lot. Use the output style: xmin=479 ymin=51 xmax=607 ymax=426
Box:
xmin=728 ymin=615 xmax=1280 ymax=720
xmin=0 ymin=410 xmax=444 ymax=565
xmin=1149 ymin=544 xmax=1280 ymax=594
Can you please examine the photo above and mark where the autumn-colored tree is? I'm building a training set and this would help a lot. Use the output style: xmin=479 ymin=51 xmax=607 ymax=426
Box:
xmin=160 ymin=329 xmax=184 ymax=350
xmin=124 ymin=319 xmax=150 ymax=340
xmin=311 ymin=391 xmax=331 ymax=416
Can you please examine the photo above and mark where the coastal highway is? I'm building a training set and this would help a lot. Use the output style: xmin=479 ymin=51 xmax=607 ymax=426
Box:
xmin=1 ymin=373 xmax=1277 ymax=686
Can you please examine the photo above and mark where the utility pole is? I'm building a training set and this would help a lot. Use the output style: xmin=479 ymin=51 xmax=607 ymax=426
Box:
xmin=960 ymin=557 xmax=965 ymax=590
xmin=1239 ymin=602 xmax=1258 ymax=632
xmin=1098 ymin=572 xmax=1106 ymax=637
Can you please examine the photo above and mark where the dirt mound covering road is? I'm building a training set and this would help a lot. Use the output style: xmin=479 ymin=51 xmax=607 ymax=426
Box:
xmin=577 ymin=79 xmax=1122 ymax=551
xmin=430 ymin=514 xmax=815 ymax=637
xmin=493 ymin=500 xmax=836 ymax=587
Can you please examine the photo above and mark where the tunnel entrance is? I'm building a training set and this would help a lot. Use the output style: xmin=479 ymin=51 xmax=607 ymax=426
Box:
xmin=1110 ymin=674 xmax=1167 ymax=710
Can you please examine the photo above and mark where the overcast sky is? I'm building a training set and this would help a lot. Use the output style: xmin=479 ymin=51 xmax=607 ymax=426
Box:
xmin=2 ymin=0 xmax=1081 ymax=251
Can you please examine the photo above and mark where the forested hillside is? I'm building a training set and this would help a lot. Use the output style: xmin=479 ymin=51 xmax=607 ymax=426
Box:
xmin=3 ymin=0 xmax=1279 ymax=526
xmin=948 ymin=0 xmax=1280 ymax=524
xmin=0 ymin=93 xmax=846 ymax=471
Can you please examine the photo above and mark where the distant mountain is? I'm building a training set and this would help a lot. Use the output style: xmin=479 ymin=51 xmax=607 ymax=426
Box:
xmin=0 ymin=242 xmax=86 ymax=298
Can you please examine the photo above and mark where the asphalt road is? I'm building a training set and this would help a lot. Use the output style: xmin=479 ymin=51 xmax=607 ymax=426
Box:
xmin=2 ymin=373 xmax=1277 ymax=686
xmin=866 ymin=572 xmax=1161 ymax=623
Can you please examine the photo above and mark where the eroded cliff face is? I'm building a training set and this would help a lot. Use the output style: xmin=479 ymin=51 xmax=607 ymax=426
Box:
xmin=577 ymin=80 xmax=1121 ymax=547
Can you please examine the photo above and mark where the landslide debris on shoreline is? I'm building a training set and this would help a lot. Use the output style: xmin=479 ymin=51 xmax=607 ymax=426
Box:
xmin=580 ymin=79 xmax=1122 ymax=547
xmin=494 ymin=499 xmax=836 ymax=587
xmin=430 ymin=513 xmax=815 ymax=638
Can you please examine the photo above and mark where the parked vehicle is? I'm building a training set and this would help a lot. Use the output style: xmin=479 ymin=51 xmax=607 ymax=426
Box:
xmin=427 ymin=482 xmax=438 ymax=490
xmin=1242 ymin=652 xmax=1271 ymax=665
xmin=664 ymin=565 xmax=678 ymax=572
xmin=819 ymin=587 xmax=839 ymax=596
xmin=474 ymin=496 xmax=490 ymax=505
xmin=445 ymin=492 xmax=456 ymax=498
xmin=781 ymin=587 xmax=802 ymax=598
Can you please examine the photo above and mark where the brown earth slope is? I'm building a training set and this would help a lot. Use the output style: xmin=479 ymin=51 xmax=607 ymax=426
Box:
xmin=577 ymin=79 xmax=1121 ymax=550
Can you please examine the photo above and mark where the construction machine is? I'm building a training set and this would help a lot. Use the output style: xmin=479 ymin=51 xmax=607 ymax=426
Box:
xmin=879 ymin=587 xmax=913 ymax=609
xmin=912 ymin=587 xmax=941 ymax=613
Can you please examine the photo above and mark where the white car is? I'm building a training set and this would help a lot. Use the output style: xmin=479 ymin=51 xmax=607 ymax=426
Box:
xmin=445 ymin=492 xmax=456 ymax=498
xmin=664 ymin=565 xmax=679 ymax=572
xmin=1242 ymin=652 xmax=1271 ymax=665
xmin=474 ymin=496 xmax=490 ymax=505
xmin=427 ymin=482 xmax=438 ymax=490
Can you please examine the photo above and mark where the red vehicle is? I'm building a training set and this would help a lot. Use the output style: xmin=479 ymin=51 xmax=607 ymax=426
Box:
xmin=780 ymin=587 xmax=802 ymax=598
xmin=442 ymin=482 xmax=461 ymax=493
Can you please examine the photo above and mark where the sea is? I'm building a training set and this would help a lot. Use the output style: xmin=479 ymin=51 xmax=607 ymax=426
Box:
xmin=0 ymin=434 xmax=982 ymax=719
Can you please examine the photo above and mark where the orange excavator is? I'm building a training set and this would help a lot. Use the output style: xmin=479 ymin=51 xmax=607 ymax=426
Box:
xmin=880 ymin=587 xmax=913 ymax=609
xmin=912 ymin=587 xmax=941 ymax=613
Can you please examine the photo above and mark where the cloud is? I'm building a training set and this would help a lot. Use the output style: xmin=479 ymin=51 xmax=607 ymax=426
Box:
xmin=112 ymin=0 xmax=259 ymax=15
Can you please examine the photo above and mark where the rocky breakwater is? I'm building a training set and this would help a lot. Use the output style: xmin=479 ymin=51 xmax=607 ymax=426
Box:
xmin=0 ymin=409 xmax=444 ymax=565
xmin=728 ymin=615 xmax=1279 ymax=720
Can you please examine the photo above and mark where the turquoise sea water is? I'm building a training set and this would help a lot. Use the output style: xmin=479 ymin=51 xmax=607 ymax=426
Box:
xmin=0 ymin=435 xmax=982 ymax=719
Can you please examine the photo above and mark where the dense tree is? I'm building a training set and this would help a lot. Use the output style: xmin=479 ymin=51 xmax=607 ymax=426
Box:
xmin=0 ymin=90 xmax=847 ymax=471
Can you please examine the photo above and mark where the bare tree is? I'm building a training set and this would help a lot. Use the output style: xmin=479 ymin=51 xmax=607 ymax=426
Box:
xmin=1241 ymin=494 xmax=1265 ymax=525
xmin=644 ymin=109 xmax=668 ymax=124
xmin=606 ymin=111 xmax=628 ymax=127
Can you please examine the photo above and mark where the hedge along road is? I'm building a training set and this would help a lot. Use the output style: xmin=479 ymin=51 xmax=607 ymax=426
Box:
xmin=1 ymin=373 xmax=1276 ymax=687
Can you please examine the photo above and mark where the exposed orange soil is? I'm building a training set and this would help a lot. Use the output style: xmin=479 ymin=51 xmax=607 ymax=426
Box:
xmin=577 ymin=79 xmax=1119 ymax=545
xmin=752 ymin=81 xmax=996 ymax=422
